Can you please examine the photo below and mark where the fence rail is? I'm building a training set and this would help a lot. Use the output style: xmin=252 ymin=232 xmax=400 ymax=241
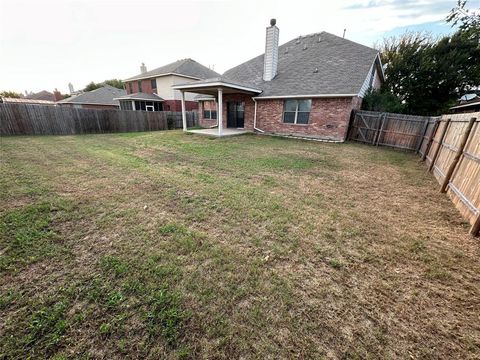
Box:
xmin=349 ymin=110 xmax=439 ymax=151
xmin=0 ymin=103 xmax=197 ymax=136
xmin=349 ymin=110 xmax=479 ymax=236
xmin=424 ymin=113 xmax=480 ymax=236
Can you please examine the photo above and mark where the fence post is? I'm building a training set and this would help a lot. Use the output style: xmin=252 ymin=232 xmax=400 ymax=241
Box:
xmin=375 ymin=113 xmax=386 ymax=146
xmin=470 ymin=213 xmax=480 ymax=237
xmin=440 ymin=117 xmax=476 ymax=193
xmin=421 ymin=119 xmax=439 ymax=161
xmin=416 ymin=118 xmax=430 ymax=154
xmin=428 ymin=118 xmax=451 ymax=172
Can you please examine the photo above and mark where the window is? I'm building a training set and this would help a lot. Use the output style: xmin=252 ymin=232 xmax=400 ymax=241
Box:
xmin=283 ymin=99 xmax=312 ymax=124
xmin=128 ymin=83 xmax=133 ymax=94
xmin=151 ymin=79 xmax=157 ymax=93
xmin=203 ymin=109 xmax=217 ymax=119
xmin=133 ymin=100 xmax=162 ymax=111
xmin=120 ymin=100 xmax=133 ymax=111
xmin=137 ymin=81 xmax=142 ymax=93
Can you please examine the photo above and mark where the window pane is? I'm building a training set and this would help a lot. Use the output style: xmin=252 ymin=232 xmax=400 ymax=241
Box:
xmin=284 ymin=100 xmax=297 ymax=112
xmin=283 ymin=112 xmax=295 ymax=123
xmin=140 ymin=101 xmax=146 ymax=111
xmin=203 ymin=110 xmax=210 ymax=119
xmin=297 ymin=112 xmax=310 ymax=124
xmin=151 ymin=79 xmax=156 ymax=89
xmin=298 ymin=99 xmax=312 ymax=111
xmin=211 ymin=110 xmax=217 ymax=119
xmin=138 ymin=81 xmax=142 ymax=93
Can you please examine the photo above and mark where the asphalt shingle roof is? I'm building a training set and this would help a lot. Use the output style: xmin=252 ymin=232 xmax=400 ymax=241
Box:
xmin=58 ymin=86 xmax=126 ymax=106
xmin=222 ymin=31 xmax=380 ymax=97
xmin=125 ymin=59 xmax=220 ymax=81
xmin=25 ymin=90 xmax=55 ymax=101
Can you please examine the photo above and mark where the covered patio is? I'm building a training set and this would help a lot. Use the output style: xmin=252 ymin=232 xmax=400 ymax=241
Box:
xmin=172 ymin=78 xmax=262 ymax=137
xmin=188 ymin=128 xmax=250 ymax=137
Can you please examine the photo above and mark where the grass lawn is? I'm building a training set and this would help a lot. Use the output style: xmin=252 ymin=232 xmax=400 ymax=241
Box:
xmin=1 ymin=131 xmax=479 ymax=359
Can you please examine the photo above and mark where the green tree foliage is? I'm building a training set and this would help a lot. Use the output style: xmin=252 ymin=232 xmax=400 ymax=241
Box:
xmin=447 ymin=0 xmax=480 ymax=34
xmin=373 ymin=0 xmax=480 ymax=115
xmin=0 ymin=91 xmax=22 ymax=98
xmin=361 ymin=88 xmax=405 ymax=113
xmin=83 ymin=79 xmax=124 ymax=92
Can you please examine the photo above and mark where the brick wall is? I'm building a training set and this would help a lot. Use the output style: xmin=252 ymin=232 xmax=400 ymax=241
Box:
xmin=220 ymin=94 xmax=255 ymax=129
xmin=198 ymin=100 xmax=218 ymax=127
xmin=125 ymin=79 xmax=154 ymax=95
xmin=163 ymin=100 xmax=198 ymax=112
xmin=255 ymin=97 xmax=362 ymax=141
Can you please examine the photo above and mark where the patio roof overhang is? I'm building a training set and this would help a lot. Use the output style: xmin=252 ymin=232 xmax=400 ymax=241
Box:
xmin=172 ymin=79 xmax=262 ymax=96
xmin=173 ymin=79 xmax=262 ymax=137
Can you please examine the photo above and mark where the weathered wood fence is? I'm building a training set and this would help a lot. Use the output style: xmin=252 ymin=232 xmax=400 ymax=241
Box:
xmin=0 ymin=103 xmax=197 ymax=135
xmin=349 ymin=110 xmax=479 ymax=236
xmin=349 ymin=110 xmax=439 ymax=151
xmin=423 ymin=112 xmax=480 ymax=236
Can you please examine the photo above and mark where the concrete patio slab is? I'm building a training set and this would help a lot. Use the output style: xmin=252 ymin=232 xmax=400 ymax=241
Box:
xmin=187 ymin=128 xmax=251 ymax=137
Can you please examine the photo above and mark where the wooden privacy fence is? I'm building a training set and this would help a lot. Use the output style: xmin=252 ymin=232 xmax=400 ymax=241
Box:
xmin=349 ymin=110 xmax=439 ymax=151
xmin=0 ymin=103 xmax=197 ymax=136
xmin=349 ymin=110 xmax=479 ymax=236
xmin=423 ymin=112 xmax=480 ymax=236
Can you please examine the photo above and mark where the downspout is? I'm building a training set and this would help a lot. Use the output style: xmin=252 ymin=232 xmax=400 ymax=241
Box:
xmin=252 ymin=97 xmax=264 ymax=133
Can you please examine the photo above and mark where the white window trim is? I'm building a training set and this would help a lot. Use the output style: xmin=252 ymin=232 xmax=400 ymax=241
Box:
xmin=146 ymin=105 xmax=154 ymax=112
xmin=283 ymin=99 xmax=311 ymax=125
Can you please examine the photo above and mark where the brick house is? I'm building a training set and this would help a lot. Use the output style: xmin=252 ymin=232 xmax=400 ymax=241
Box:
xmin=57 ymin=85 xmax=126 ymax=110
xmin=174 ymin=19 xmax=384 ymax=141
xmin=118 ymin=59 xmax=220 ymax=112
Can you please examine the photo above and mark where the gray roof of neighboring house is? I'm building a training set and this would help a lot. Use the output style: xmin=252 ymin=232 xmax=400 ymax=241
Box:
xmin=58 ymin=85 xmax=126 ymax=106
xmin=125 ymin=58 xmax=221 ymax=81
xmin=115 ymin=93 xmax=164 ymax=101
xmin=222 ymin=31 xmax=381 ymax=97
xmin=25 ymin=90 xmax=56 ymax=101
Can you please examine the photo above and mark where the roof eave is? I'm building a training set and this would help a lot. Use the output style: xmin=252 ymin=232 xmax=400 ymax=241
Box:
xmin=253 ymin=93 xmax=357 ymax=99
xmin=123 ymin=72 xmax=202 ymax=82
xmin=172 ymin=81 xmax=262 ymax=94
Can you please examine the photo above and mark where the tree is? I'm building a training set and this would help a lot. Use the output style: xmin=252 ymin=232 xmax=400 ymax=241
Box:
xmin=83 ymin=79 xmax=124 ymax=92
xmin=104 ymin=79 xmax=124 ymax=89
xmin=361 ymin=88 xmax=405 ymax=113
xmin=0 ymin=90 xmax=22 ymax=98
xmin=447 ymin=0 xmax=480 ymax=35
xmin=84 ymin=81 xmax=102 ymax=92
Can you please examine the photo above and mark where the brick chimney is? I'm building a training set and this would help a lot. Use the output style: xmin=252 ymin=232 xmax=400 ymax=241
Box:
xmin=263 ymin=19 xmax=279 ymax=82
xmin=140 ymin=63 xmax=147 ymax=74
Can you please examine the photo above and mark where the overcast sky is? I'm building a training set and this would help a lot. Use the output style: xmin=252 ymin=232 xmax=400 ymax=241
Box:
xmin=0 ymin=0 xmax=461 ymax=94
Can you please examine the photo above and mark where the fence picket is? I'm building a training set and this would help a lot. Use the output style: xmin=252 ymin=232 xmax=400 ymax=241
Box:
xmin=0 ymin=103 xmax=197 ymax=135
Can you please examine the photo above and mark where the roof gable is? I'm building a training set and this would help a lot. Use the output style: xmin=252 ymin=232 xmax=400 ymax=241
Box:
xmin=223 ymin=32 xmax=380 ymax=97
xmin=59 ymin=85 xmax=126 ymax=106
xmin=125 ymin=59 xmax=220 ymax=82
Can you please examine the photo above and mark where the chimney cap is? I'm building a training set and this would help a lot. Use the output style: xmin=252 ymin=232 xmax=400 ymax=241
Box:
xmin=270 ymin=18 xmax=276 ymax=26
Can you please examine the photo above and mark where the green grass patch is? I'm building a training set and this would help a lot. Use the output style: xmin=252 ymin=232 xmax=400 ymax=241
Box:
xmin=0 ymin=199 xmax=71 ymax=272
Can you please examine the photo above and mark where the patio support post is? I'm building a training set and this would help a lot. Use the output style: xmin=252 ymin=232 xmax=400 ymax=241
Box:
xmin=181 ymin=90 xmax=187 ymax=131
xmin=217 ymin=88 xmax=223 ymax=136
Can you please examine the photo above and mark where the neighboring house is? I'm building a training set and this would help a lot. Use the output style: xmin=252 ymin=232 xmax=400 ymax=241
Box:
xmin=25 ymin=90 xmax=62 ymax=102
xmin=58 ymin=85 xmax=126 ymax=110
xmin=450 ymin=94 xmax=480 ymax=113
xmin=174 ymin=19 xmax=384 ymax=141
xmin=121 ymin=59 xmax=220 ymax=112
xmin=0 ymin=97 xmax=56 ymax=106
